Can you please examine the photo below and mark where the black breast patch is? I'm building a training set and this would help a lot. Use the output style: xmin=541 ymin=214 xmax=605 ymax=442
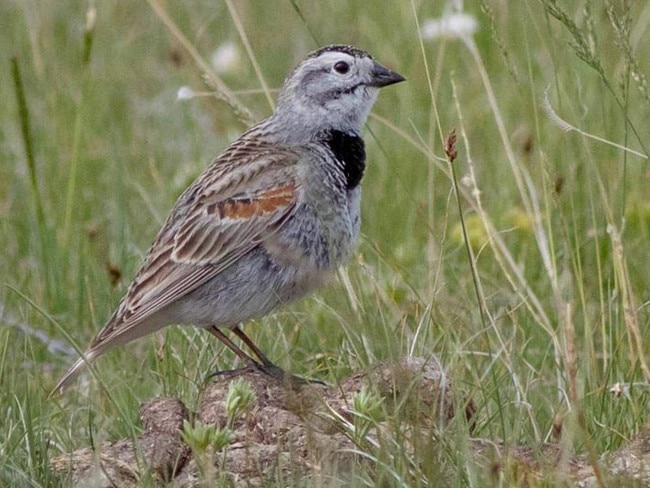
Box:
xmin=322 ymin=130 xmax=366 ymax=190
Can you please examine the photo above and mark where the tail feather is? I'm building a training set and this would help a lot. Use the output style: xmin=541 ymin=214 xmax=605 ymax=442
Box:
xmin=49 ymin=351 xmax=98 ymax=397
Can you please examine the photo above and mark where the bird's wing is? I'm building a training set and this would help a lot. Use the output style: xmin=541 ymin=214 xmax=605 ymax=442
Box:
xmin=90 ymin=140 xmax=303 ymax=349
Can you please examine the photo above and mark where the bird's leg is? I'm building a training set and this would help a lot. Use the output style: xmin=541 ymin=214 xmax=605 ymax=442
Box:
xmin=207 ymin=325 xmax=284 ymax=381
xmin=232 ymin=325 xmax=327 ymax=386
xmin=230 ymin=325 xmax=299 ymax=384
xmin=207 ymin=326 xmax=260 ymax=371
xmin=230 ymin=325 xmax=276 ymax=368
xmin=209 ymin=325 xmax=324 ymax=387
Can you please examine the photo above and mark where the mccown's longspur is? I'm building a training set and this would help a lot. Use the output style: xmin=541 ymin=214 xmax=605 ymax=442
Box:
xmin=52 ymin=45 xmax=405 ymax=394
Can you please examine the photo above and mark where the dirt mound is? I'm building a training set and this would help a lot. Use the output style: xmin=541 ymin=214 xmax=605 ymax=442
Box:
xmin=51 ymin=357 xmax=650 ymax=487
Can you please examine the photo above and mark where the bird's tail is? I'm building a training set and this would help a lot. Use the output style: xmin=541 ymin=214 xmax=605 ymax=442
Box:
xmin=48 ymin=351 xmax=98 ymax=398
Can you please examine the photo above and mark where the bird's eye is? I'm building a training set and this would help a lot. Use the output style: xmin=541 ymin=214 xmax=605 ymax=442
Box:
xmin=333 ymin=61 xmax=350 ymax=74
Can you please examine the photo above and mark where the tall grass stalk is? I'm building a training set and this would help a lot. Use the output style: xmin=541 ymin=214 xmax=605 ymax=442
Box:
xmin=10 ymin=56 xmax=53 ymax=304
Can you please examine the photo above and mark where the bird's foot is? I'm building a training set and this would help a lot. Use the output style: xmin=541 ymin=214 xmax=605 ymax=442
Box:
xmin=208 ymin=362 xmax=326 ymax=389
xmin=254 ymin=362 xmax=326 ymax=389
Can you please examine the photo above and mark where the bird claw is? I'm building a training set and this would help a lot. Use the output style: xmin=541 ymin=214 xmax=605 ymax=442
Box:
xmin=254 ymin=362 xmax=326 ymax=388
xmin=208 ymin=362 xmax=326 ymax=389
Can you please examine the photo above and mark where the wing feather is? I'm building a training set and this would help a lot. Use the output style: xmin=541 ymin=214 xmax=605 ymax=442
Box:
xmin=90 ymin=141 xmax=302 ymax=348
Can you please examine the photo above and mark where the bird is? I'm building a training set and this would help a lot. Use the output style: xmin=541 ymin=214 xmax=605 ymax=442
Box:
xmin=51 ymin=44 xmax=405 ymax=395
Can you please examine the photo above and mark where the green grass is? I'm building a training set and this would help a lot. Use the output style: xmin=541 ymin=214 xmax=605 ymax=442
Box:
xmin=2 ymin=0 xmax=650 ymax=485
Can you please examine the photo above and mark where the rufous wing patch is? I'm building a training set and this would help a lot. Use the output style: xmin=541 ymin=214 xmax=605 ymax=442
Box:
xmin=172 ymin=183 xmax=297 ymax=265
xmin=207 ymin=184 xmax=296 ymax=221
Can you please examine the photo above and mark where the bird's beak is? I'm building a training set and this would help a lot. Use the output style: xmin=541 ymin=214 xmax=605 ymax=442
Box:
xmin=368 ymin=61 xmax=406 ymax=88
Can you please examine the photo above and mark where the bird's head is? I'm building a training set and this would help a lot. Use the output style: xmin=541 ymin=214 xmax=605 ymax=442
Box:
xmin=273 ymin=45 xmax=405 ymax=138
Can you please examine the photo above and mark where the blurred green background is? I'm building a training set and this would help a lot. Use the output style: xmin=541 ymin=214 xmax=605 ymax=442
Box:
xmin=2 ymin=0 xmax=650 ymax=485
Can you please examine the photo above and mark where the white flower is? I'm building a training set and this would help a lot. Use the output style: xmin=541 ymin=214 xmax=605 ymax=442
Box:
xmin=460 ymin=174 xmax=473 ymax=188
xmin=609 ymin=382 xmax=629 ymax=398
xmin=176 ymin=86 xmax=196 ymax=101
xmin=421 ymin=12 xmax=478 ymax=41
xmin=85 ymin=6 xmax=96 ymax=31
xmin=211 ymin=41 xmax=240 ymax=73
